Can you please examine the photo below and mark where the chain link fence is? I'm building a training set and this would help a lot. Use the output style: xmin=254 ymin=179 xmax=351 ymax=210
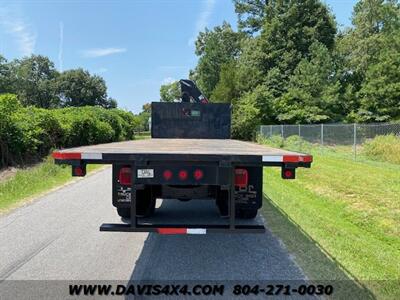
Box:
xmin=259 ymin=123 xmax=400 ymax=159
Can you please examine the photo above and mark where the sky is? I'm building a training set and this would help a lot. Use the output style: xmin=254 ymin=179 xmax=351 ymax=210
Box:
xmin=0 ymin=0 xmax=357 ymax=113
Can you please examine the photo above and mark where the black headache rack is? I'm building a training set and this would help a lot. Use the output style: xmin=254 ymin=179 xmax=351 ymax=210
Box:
xmin=151 ymin=102 xmax=231 ymax=139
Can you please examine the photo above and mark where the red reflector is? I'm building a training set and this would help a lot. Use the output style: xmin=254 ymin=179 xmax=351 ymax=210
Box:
xmin=235 ymin=168 xmax=248 ymax=188
xmin=284 ymin=170 xmax=293 ymax=178
xmin=163 ymin=170 xmax=173 ymax=180
xmin=157 ymin=228 xmax=187 ymax=234
xmin=52 ymin=152 xmax=81 ymax=160
xmin=283 ymin=155 xmax=313 ymax=163
xmin=193 ymin=169 xmax=204 ymax=180
xmin=178 ymin=170 xmax=188 ymax=180
xmin=74 ymin=166 xmax=84 ymax=176
xmin=119 ymin=167 xmax=132 ymax=186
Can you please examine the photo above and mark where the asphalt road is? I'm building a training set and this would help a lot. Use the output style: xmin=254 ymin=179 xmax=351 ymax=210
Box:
xmin=0 ymin=167 xmax=308 ymax=299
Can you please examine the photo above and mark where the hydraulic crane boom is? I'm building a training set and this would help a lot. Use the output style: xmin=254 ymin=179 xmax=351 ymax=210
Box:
xmin=179 ymin=79 xmax=209 ymax=104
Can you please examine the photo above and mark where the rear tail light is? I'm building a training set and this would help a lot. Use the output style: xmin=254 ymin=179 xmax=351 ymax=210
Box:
xmin=178 ymin=170 xmax=188 ymax=180
xmin=235 ymin=168 xmax=248 ymax=188
xmin=72 ymin=165 xmax=86 ymax=177
xmin=282 ymin=168 xmax=295 ymax=179
xmin=119 ymin=167 xmax=132 ymax=185
xmin=193 ymin=169 xmax=204 ymax=180
xmin=163 ymin=169 xmax=173 ymax=180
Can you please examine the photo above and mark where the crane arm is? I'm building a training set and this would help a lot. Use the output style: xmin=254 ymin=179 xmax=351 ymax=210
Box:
xmin=179 ymin=79 xmax=209 ymax=104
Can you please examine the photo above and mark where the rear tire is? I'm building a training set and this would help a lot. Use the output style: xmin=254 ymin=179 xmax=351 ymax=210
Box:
xmin=216 ymin=190 xmax=258 ymax=219
xmin=117 ymin=207 xmax=131 ymax=218
xmin=216 ymin=190 xmax=229 ymax=217
xmin=116 ymin=186 xmax=156 ymax=218
xmin=116 ymin=198 xmax=156 ymax=218
xmin=237 ymin=208 xmax=258 ymax=219
xmin=136 ymin=196 xmax=156 ymax=217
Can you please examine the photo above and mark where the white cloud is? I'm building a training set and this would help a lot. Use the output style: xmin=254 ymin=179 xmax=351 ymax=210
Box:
xmin=81 ymin=47 xmax=127 ymax=58
xmin=188 ymin=0 xmax=216 ymax=46
xmin=161 ymin=77 xmax=176 ymax=85
xmin=0 ymin=6 xmax=36 ymax=56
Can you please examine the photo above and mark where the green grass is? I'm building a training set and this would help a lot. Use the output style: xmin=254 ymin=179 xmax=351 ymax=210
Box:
xmin=135 ymin=131 xmax=150 ymax=136
xmin=0 ymin=157 xmax=102 ymax=213
xmin=362 ymin=135 xmax=400 ymax=165
xmin=262 ymin=151 xmax=400 ymax=299
xmin=134 ymin=134 xmax=151 ymax=140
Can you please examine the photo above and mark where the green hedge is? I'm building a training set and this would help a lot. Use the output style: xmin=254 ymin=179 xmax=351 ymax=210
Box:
xmin=0 ymin=94 xmax=138 ymax=167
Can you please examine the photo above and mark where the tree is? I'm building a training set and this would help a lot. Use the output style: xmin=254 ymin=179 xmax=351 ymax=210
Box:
xmin=232 ymin=0 xmax=338 ymax=129
xmin=137 ymin=112 xmax=150 ymax=131
xmin=357 ymin=32 xmax=400 ymax=122
xmin=1 ymin=54 xmax=119 ymax=109
xmin=352 ymin=0 xmax=399 ymax=38
xmin=336 ymin=0 xmax=400 ymax=121
xmin=194 ymin=22 xmax=243 ymax=97
xmin=105 ymin=97 xmax=118 ymax=109
xmin=231 ymin=83 xmax=277 ymax=139
xmin=56 ymin=69 xmax=112 ymax=108
xmin=339 ymin=0 xmax=399 ymax=75
xmin=275 ymin=42 xmax=341 ymax=124
xmin=236 ymin=0 xmax=337 ymax=99
xmin=233 ymin=0 xmax=269 ymax=34
xmin=12 ymin=55 xmax=60 ymax=108
xmin=0 ymin=94 xmax=22 ymax=166
xmin=130 ymin=103 xmax=152 ymax=132
xmin=142 ymin=102 xmax=151 ymax=113
xmin=261 ymin=0 xmax=336 ymax=78
xmin=0 ymin=55 xmax=12 ymax=93
xmin=159 ymin=81 xmax=180 ymax=102
xmin=210 ymin=61 xmax=240 ymax=103
xmin=234 ymin=36 xmax=265 ymax=93
xmin=231 ymin=89 xmax=262 ymax=140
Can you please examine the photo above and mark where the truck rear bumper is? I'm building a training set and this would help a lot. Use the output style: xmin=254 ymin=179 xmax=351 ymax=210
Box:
xmin=100 ymin=223 xmax=265 ymax=234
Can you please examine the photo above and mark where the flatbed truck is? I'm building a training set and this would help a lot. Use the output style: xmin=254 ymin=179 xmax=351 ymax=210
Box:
xmin=53 ymin=101 xmax=312 ymax=234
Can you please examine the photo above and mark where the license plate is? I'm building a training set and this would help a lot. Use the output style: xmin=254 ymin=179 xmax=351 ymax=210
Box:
xmin=137 ymin=169 xmax=154 ymax=178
